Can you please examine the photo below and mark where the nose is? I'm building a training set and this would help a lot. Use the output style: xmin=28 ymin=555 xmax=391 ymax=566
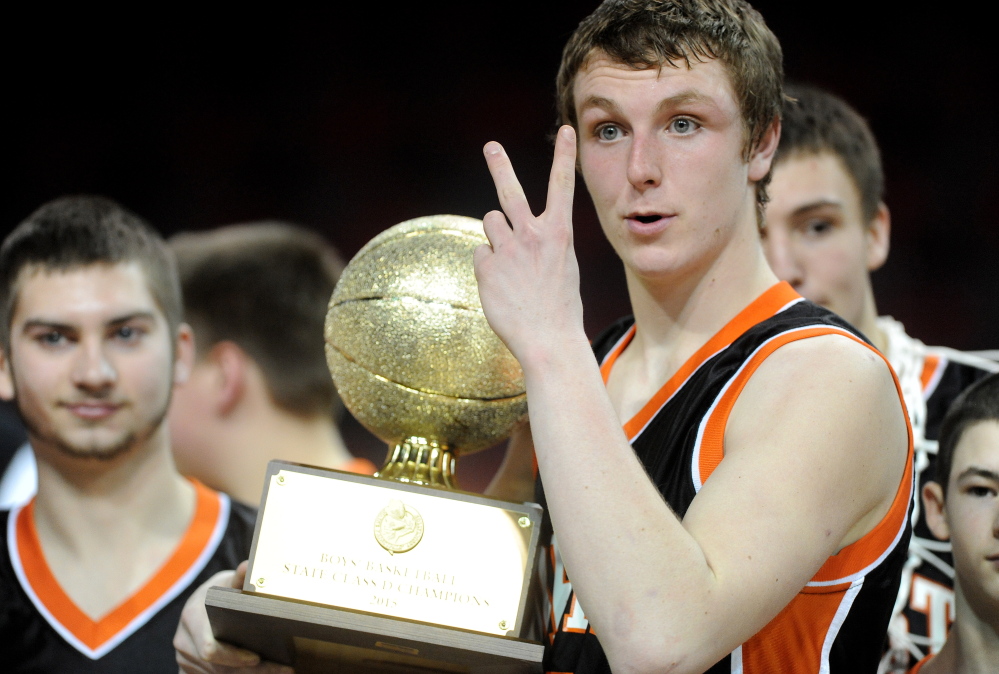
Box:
xmin=626 ymin=132 xmax=662 ymax=191
xmin=762 ymin=228 xmax=804 ymax=289
xmin=71 ymin=339 xmax=116 ymax=392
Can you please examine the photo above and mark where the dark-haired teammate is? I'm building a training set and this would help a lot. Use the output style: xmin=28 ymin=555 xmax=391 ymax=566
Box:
xmin=0 ymin=196 xmax=255 ymax=672
xmin=168 ymin=223 xmax=374 ymax=507
xmin=911 ymin=374 xmax=999 ymax=673
xmin=762 ymin=85 xmax=999 ymax=670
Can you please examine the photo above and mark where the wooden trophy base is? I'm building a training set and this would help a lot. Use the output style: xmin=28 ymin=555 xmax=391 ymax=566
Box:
xmin=207 ymin=586 xmax=544 ymax=673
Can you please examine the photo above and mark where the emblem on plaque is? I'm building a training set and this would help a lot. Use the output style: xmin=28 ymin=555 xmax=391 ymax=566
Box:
xmin=373 ymin=499 xmax=425 ymax=554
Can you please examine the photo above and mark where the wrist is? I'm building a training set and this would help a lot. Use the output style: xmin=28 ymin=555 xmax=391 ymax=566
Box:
xmin=517 ymin=330 xmax=594 ymax=382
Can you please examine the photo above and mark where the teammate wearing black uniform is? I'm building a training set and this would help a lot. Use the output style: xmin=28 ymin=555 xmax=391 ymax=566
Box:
xmin=762 ymin=86 xmax=999 ymax=671
xmin=173 ymin=2 xmax=912 ymax=672
xmin=911 ymin=373 xmax=999 ymax=673
xmin=0 ymin=196 xmax=256 ymax=673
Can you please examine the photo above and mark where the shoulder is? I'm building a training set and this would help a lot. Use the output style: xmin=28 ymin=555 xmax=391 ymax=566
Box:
xmin=743 ymin=330 xmax=894 ymax=402
xmin=727 ymin=331 xmax=907 ymax=468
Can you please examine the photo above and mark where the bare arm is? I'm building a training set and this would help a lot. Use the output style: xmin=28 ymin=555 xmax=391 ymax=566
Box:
xmin=484 ymin=421 xmax=537 ymax=503
xmin=473 ymin=129 xmax=909 ymax=673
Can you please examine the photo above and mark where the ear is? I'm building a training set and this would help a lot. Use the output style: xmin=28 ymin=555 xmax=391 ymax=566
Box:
xmin=0 ymin=347 xmax=14 ymax=401
xmin=865 ymin=203 xmax=891 ymax=272
xmin=173 ymin=323 xmax=195 ymax=386
xmin=210 ymin=341 xmax=248 ymax=416
xmin=922 ymin=481 xmax=951 ymax=541
xmin=748 ymin=117 xmax=781 ymax=183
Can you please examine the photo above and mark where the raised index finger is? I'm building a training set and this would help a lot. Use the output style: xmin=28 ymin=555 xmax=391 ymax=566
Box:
xmin=483 ymin=141 xmax=536 ymax=227
xmin=545 ymin=126 xmax=577 ymax=217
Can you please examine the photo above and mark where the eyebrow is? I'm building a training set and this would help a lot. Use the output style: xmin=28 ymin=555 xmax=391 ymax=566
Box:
xmin=654 ymin=90 xmax=716 ymax=115
xmin=21 ymin=312 xmax=158 ymax=333
xmin=788 ymin=199 xmax=845 ymax=218
xmin=577 ymin=95 xmax=623 ymax=117
xmin=955 ymin=467 xmax=999 ymax=483
xmin=577 ymin=90 xmax=717 ymax=119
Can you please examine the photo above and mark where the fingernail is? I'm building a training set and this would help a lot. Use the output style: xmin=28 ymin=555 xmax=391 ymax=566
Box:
xmin=561 ymin=126 xmax=575 ymax=140
xmin=484 ymin=142 xmax=502 ymax=156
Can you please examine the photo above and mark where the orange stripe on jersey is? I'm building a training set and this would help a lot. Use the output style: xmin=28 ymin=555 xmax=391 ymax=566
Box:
xmin=919 ymin=354 xmax=942 ymax=394
xmin=337 ymin=456 xmax=378 ymax=476
xmin=601 ymin=282 xmax=801 ymax=440
xmin=741 ymin=581 xmax=859 ymax=672
xmin=694 ymin=325 xmax=914 ymax=583
xmin=15 ymin=480 xmax=221 ymax=651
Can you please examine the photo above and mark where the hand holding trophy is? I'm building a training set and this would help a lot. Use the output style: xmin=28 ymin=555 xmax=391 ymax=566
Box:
xmin=205 ymin=216 xmax=544 ymax=673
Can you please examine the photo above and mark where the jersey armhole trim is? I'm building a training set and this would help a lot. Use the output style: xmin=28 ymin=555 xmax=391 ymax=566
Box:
xmin=690 ymin=325 xmax=914 ymax=583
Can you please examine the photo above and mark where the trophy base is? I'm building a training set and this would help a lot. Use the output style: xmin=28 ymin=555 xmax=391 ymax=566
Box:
xmin=207 ymin=586 xmax=544 ymax=673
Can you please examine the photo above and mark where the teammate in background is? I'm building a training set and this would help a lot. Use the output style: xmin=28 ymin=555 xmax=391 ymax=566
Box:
xmin=174 ymin=2 xmax=913 ymax=672
xmin=168 ymin=223 xmax=374 ymax=507
xmin=0 ymin=196 xmax=256 ymax=672
xmin=761 ymin=85 xmax=999 ymax=670
xmin=911 ymin=374 xmax=999 ymax=673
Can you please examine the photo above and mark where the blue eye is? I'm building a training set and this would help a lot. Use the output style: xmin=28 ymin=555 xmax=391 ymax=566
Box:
xmin=113 ymin=325 xmax=143 ymax=342
xmin=39 ymin=332 xmax=65 ymax=346
xmin=597 ymin=125 xmax=622 ymax=141
xmin=669 ymin=118 xmax=698 ymax=134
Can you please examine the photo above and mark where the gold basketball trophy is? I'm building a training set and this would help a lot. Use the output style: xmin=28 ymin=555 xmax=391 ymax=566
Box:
xmin=206 ymin=216 xmax=545 ymax=673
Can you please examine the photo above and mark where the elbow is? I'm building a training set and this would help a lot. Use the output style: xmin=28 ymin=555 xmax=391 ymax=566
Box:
xmin=602 ymin=633 xmax=703 ymax=674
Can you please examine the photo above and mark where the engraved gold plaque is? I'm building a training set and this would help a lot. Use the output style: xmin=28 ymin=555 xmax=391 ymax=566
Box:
xmin=245 ymin=464 xmax=540 ymax=638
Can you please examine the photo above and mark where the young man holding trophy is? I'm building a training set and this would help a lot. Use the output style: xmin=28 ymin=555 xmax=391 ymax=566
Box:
xmin=178 ymin=2 xmax=913 ymax=672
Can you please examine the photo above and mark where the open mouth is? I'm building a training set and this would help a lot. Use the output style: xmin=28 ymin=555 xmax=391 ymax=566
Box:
xmin=633 ymin=214 xmax=664 ymax=224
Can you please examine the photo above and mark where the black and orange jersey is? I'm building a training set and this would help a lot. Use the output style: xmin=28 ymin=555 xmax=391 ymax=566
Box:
xmin=877 ymin=316 xmax=999 ymax=670
xmin=540 ymin=282 xmax=913 ymax=674
xmin=0 ymin=480 xmax=255 ymax=673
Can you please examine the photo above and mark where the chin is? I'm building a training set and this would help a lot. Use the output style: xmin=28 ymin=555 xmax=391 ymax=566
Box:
xmin=55 ymin=430 xmax=140 ymax=462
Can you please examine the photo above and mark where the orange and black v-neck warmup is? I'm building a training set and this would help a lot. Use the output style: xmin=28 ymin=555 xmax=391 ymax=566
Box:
xmin=0 ymin=480 xmax=255 ymax=672
xmin=540 ymin=282 xmax=914 ymax=674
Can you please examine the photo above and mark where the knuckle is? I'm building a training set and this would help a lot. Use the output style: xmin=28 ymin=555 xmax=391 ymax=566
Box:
xmin=500 ymin=186 xmax=523 ymax=202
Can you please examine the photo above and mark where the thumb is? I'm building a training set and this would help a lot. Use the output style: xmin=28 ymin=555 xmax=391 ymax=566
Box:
xmin=231 ymin=560 xmax=248 ymax=589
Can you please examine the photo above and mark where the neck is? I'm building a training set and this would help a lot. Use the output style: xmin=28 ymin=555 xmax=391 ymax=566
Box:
xmin=924 ymin=582 xmax=999 ymax=674
xmin=604 ymin=218 xmax=777 ymax=423
xmin=31 ymin=423 xmax=194 ymax=556
xmin=852 ymin=282 xmax=885 ymax=353
xmin=625 ymin=222 xmax=777 ymax=365
xmin=213 ymin=405 xmax=353 ymax=506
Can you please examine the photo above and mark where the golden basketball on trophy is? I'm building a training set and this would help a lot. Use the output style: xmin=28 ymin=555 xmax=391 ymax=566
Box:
xmin=207 ymin=215 xmax=544 ymax=673
xmin=324 ymin=214 xmax=527 ymax=488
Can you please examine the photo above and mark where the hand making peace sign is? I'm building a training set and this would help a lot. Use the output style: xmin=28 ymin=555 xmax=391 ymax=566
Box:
xmin=473 ymin=125 xmax=588 ymax=371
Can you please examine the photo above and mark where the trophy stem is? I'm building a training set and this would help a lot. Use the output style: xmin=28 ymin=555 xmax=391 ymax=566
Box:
xmin=375 ymin=436 xmax=457 ymax=489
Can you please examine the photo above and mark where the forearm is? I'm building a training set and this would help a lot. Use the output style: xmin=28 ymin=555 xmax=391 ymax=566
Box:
xmin=522 ymin=339 xmax=730 ymax=670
